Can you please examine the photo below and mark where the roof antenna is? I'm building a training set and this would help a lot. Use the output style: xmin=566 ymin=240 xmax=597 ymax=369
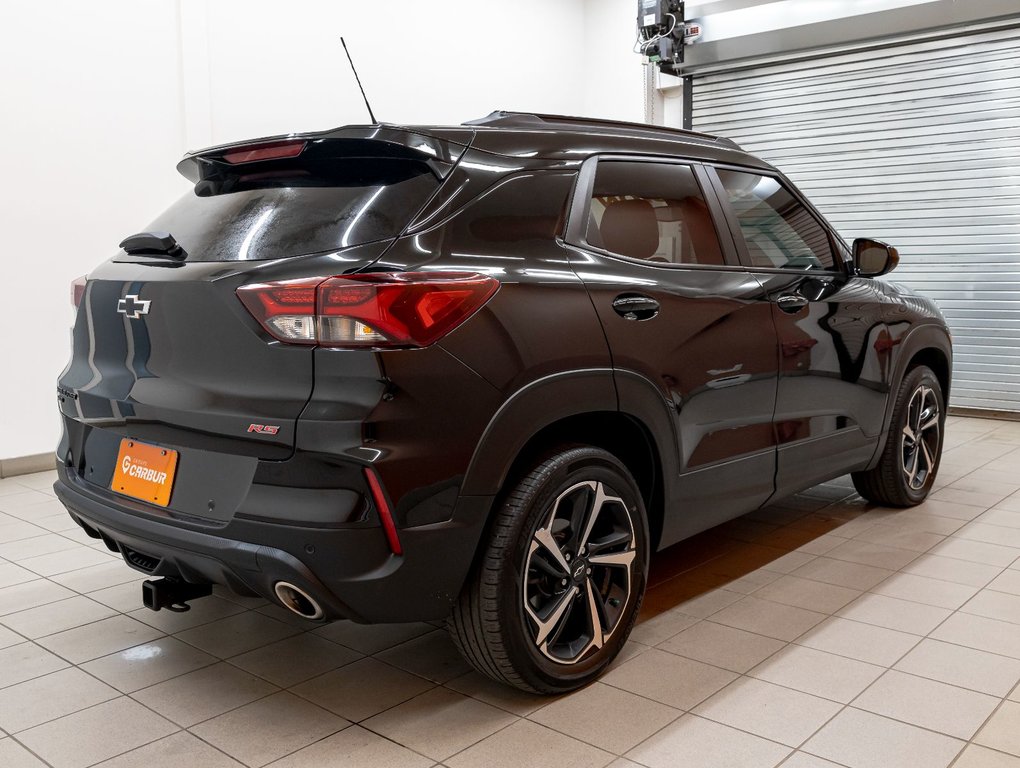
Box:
xmin=341 ymin=37 xmax=378 ymax=124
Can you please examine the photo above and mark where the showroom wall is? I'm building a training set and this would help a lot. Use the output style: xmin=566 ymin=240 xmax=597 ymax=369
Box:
xmin=0 ymin=0 xmax=641 ymax=463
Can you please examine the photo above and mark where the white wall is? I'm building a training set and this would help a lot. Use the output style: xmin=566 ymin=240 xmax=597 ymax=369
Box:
xmin=3 ymin=0 xmax=642 ymax=460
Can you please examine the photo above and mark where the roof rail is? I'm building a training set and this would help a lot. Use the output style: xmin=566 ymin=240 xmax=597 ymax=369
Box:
xmin=464 ymin=110 xmax=742 ymax=150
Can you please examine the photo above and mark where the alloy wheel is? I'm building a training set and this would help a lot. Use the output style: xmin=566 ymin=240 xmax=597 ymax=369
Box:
xmin=522 ymin=480 xmax=637 ymax=664
xmin=901 ymin=384 xmax=940 ymax=491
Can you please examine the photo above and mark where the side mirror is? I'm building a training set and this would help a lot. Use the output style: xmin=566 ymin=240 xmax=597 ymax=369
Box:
xmin=853 ymin=238 xmax=899 ymax=277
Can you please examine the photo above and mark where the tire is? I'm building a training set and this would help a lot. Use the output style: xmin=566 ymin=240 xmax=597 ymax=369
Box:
xmin=852 ymin=365 xmax=945 ymax=507
xmin=448 ymin=446 xmax=649 ymax=694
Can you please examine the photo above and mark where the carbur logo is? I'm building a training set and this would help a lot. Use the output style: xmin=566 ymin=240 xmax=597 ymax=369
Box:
xmin=121 ymin=455 xmax=169 ymax=485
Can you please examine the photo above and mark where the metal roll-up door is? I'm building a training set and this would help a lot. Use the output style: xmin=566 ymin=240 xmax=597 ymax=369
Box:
xmin=691 ymin=25 xmax=1020 ymax=413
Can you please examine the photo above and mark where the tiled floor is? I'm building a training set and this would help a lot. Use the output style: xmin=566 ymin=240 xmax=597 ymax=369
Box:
xmin=2 ymin=416 xmax=1020 ymax=767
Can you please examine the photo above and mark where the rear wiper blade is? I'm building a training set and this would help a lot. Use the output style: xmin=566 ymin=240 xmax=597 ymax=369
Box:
xmin=119 ymin=231 xmax=187 ymax=260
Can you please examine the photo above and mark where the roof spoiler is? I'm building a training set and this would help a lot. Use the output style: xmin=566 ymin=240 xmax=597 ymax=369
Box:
xmin=464 ymin=110 xmax=742 ymax=150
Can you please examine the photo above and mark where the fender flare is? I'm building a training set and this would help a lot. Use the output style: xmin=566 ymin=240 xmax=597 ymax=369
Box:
xmin=868 ymin=321 xmax=953 ymax=467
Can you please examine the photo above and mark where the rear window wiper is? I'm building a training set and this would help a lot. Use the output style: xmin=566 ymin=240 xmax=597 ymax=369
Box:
xmin=119 ymin=231 xmax=187 ymax=261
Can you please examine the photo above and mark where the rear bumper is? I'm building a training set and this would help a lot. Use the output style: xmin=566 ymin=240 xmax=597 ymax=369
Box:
xmin=53 ymin=464 xmax=492 ymax=623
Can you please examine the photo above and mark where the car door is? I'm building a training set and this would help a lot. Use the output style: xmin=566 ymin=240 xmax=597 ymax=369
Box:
xmin=564 ymin=156 xmax=780 ymax=547
xmin=706 ymin=165 xmax=892 ymax=498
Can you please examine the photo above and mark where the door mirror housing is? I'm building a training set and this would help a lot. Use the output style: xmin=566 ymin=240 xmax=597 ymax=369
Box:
xmin=853 ymin=238 xmax=899 ymax=277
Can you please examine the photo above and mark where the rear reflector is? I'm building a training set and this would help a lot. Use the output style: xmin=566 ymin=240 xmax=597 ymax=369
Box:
xmin=237 ymin=272 xmax=499 ymax=348
xmin=71 ymin=275 xmax=87 ymax=311
xmin=364 ymin=467 xmax=402 ymax=555
xmin=222 ymin=140 xmax=307 ymax=165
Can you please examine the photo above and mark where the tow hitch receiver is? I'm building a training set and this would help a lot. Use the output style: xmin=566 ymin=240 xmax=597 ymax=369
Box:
xmin=142 ymin=578 xmax=212 ymax=612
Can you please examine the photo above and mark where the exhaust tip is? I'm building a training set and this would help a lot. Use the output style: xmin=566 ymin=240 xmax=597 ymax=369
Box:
xmin=274 ymin=581 xmax=324 ymax=620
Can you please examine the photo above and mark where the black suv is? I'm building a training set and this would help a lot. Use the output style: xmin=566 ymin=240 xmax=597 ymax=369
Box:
xmin=55 ymin=111 xmax=951 ymax=693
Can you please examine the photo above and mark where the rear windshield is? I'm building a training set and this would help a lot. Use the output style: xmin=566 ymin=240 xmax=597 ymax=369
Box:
xmin=143 ymin=155 xmax=440 ymax=261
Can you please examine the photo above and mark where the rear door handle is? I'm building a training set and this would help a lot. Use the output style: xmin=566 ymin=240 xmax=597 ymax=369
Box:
xmin=612 ymin=294 xmax=660 ymax=321
xmin=775 ymin=293 xmax=810 ymax=314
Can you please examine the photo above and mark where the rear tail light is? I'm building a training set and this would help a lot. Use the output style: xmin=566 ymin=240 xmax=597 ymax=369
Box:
xmin=237 ymin=272 xmax=499 ymax=348
xmin=222 ymin=139 xmax=307 ymax=165
xmin=71 ymin=275 xmax=87 ymax=311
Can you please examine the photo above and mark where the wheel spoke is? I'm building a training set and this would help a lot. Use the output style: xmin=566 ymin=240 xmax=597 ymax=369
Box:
xmin=920 ymin=412 xmax=939 ymax=433
xmin=528 ymin=585 xmax=578 ymax=646
xmin=920 ymin=439 xmax=935 ymax=480
xmin=533 ymin=528 xmax=570 ymax=576
xmin=583 ymin=579 xmax=605 ymax=652
xmin=903 ymin=447 xmax=920 ymax=486
xmin=578 ymin=482 xmax=626 ymax=551
xmin=589 ymin=548 xmax=637 ymax=568
xmin=587 ymin=529 xmax=632 ymax=555
xmin=902 ymin=424 xmax=916 ymax=445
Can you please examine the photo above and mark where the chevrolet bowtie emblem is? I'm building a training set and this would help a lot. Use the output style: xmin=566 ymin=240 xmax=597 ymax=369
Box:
xmin=117 ymin=294 xmax=151 ymax=319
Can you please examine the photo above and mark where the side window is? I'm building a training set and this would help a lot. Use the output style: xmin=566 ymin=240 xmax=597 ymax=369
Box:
xmin=586 ymin=161 xmax=725 ymax=266
xmin=715 ymin=169 xmax=836 ymax=271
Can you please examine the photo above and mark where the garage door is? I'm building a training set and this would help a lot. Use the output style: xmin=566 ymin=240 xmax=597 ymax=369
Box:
xmin=691 ymin=25 xmax=1020 ymax=413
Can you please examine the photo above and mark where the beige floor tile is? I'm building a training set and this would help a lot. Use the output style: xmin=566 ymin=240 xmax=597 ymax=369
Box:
xmin=958 ymin=522 xmax=1020 ymax=549
xmin=694 ymin=677 xmax=841 ymax=747
xmin=803 ymin=708 xmax=963 ymax=768
xmin=793 ymin=533 xmax=847 ymax=557
xmin=912 ymin=498 xmax=987 ymax=521
xmin=191 ymin=691 xmax=346 ymax=768
xmin=173 ymin=610 xmax=299 ymax=658
xmin=670 ymin=587 xmax=744 ymax=618
xmin=780 ymin=753 xmax=847 ymax=768
xmin=852 ymin=524 xmax=944 ymax=553
xmin=0 ymin=595 xmax=116 ymax=639
xmin=976 ymin=701 xmax=1020 ymax=757
xmin=999 ymin=494 xmax=1020 ymax=514
xmin=658 ymin=620 xmax=785 ymax=673
xmin=929 ymin=538 xmax=1020 ymax=567
xmin=629 ymin=609 xmax=699 ymax=646
xmin=751 ymin=645 xmax=884 ymax=703
xmin=87 ymin=581 xmax=148 ymax=613
xmin=895 ymin=638 xmax=1020 ymax=697
xmin=899 ymin=554 xmax=1001 ymax=588
xmin=721 ymin=569 xmax=783 ymax=594
xmin=127 ymin=595 xmax=247 ymax=634
xmin=228 ymin=632 xmax=360 ymax=688
xmin=81 ymin=636 xmax=217 ymax=693
xmin=0 ymin=562 xmax=40 ymax=589
xmin=13 ymin=471 xmax=58 ymax=492
xmin=17 ymin=696 xmax=177 ymax=768
xmin=448 ymin=719 xmax=613 ymax=768
xmin=0 ymin=642 xmax=69 ymax=688
xmin=95 ymin=731 xmax=243 ymax=767
xmin=132 ymin=661 xmax=278 ymax=727
xmin=710 ymin=595 xmax=827 ymax=641
xmin=933 ymin=486 xmax=1014 ymax=509
xmin=446 ymin=671 xmax=552 ymax=717
xmin=292 ymin=657 xmax=434 ymax=722
xmin=312 ymin=620 xmax=434 ymax=655
xmin=954 ymin=744 xmax=1020 ymax=768
xmin=374 ymin=629 xmax=471 ymax=684
xmin=931 ymin=612 xmax=1020 ymax=659
xmin=530 ymin=682 xmax=679 ymax=753
xmin=988 ymin=569 xmax=1020 ymax=596
xmin=836 ymin=593 xmax=951 ymax=635
xmin=0 ymin=532 xmax=75 ymax=559
xmin=963 ymin=590 xmax=1020 ymax=625
xmin=761 ymin=551 xmax=818 ymax=574
xmin=872 ymin=572 xmax=979 ymax=610
xmin=0 ymin=737 xmax=49 ymax=767
xmin=0 ymin=579 xmax=75 ymax=616
xmin=0 ymin=491 xmax=55 ymax=514
xmin=626 ymin=714 xmax=791 ymax=768
xmin=0 ymin=667 xmax=118 ymax=732
xmin=37 ymin=614 xmax=163 ymax=664
xmin=796 ymin=616 xmax=919 ymax=666
xmin=755 ymin=574 xmax=862 ymax=614
xmin=884 ymin=510 xmax=967 ymax=536
xmin=17 ymin=547 xmax=114 ymax=577
xmin=363 ymin=688 xmax=516 ymax=762
xmin=0 ymin=625 xmax=22 ymax=650
xmin=790 ymin=556 xmax=893 ymax=591
xmin=854 ymin=669 xmax=999 ymax=740
xmin=826 ymin=539 xmax=920 ymax=570
xmin=266 ymin=725 xmax=432 ymax=768
xmin=50 ymin=562 xmax=141 ymax=593
xmin=601 ymin=647 xmax=737 ymax=710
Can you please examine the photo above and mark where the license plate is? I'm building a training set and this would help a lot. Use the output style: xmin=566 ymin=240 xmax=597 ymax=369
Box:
xmin=111 ymin=439 xmax=179 ymax=507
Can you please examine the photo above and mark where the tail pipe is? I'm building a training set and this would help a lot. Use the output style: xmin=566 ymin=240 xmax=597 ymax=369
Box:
xmin=274 ymin=581 xmax=325 ymax=620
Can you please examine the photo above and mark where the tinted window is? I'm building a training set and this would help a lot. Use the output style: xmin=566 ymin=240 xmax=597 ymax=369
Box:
xmin=586 ymin=162 xmax=724 ymax=266
xmin=144 ymin=155 xmax=440 ymax=261
xmin=451 ymin=172 xmax=574 ymax=245
xmin=716 ymin=169 xmax=836 ymax=270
